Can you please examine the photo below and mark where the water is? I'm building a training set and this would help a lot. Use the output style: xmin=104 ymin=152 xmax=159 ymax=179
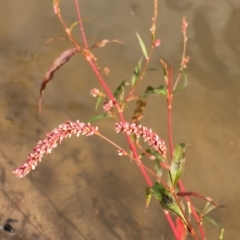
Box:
xmin=0 ymin=0 xmax=239 ymax=239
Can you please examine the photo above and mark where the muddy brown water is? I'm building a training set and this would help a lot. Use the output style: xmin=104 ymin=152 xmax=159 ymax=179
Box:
xmin=0 ymin=0 xmax=240 ymax=239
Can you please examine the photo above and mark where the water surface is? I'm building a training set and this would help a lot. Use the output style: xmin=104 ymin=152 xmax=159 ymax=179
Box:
xmin=0 ymin=0 xmax=239 ymax=239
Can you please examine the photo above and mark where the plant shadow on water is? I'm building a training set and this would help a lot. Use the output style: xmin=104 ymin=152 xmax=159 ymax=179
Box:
xmin=0 ymin=0 xmax=240 ymax=239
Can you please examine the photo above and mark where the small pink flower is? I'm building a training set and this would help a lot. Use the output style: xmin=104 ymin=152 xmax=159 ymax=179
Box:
xmin=153 ymin=39 xmax=161 ymax=47
xmin=117 ymin=149 xmax=126 ymax=156
xmin=182 ymin=56 xmax=189 ymax=69
xmin=103 ymin=67 xmax=110 ymax=75
xmin=103 ymin=99 xmax=116 ymax=113
xmin=53 ymin=5 xmax=58 ymax=15
xmin=90 ymin=88 xmax=100 ymax=97
xmin=13 ymin=121 xmax=98 ymax=178
xmin=115 ymin=122 xmax=167 ymax=157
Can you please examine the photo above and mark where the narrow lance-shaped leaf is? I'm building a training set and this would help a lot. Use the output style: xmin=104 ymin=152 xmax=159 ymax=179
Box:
xmin=114 ymin=80 xmax=128 ymax=101
xmin=202 ymin=202 xmax=218 ymax=216
xmin=146 ymin=149 xmax=164 ymax=177
xmin=39 ymin=48 xmax=78 ymax=112
xmin=204 ymin=216 xmax=220 ymax=228
xmin=87 ymin=114 xmax=110 ymax=122
xmin=219 ymin=228 xmax=225 ymax=240
xmin=150 ymin=182 xmax=190 ymax=231
xmin=136 ymin=32 xmax=148 ymax=59
xmin=145 ymin=187 xmax=152 ymax=208
xmin=142 ymin=85 xmax=167 ymax=98
xmin=173 ymin=71 xmax=189 ymax=93
xmin=139 ymin=149 xmax=162 ymax=177
xmin=69 ymin=21 xmax=79 ymax=33
xmin=146 ymin=68 xmax=159 ymax=72
xmin=170 ymin=143 xmax=187 ymax=188
xmin=69 ymin=17 xmax=97 ymax=33
xmin=177 ymin=191 xmax=223 ymax=209
xmin=95 ymin=96 xmax=102 ymax=110
xmin=131 ymin=58 xmax=143 ymax=87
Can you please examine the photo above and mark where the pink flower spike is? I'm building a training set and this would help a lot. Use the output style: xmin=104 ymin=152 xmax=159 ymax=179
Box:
xmin=13 ymin=121 xmax=98 ymax=178
xmin=115 ymin=122 xmax=167 ymax=157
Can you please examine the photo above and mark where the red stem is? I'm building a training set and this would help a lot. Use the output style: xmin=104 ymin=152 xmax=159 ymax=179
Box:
xmin=178 ymin=181 xmax=205 ymax=239
xmin=74 ymin=0 xmax=88 ymax=48
xmin=74 ymin=0 xmax=179 ymax=238
xmin=167 ymin=66 xmax=174 ymax=157
xmin=167 ymin=67 xmax=205 ymax=239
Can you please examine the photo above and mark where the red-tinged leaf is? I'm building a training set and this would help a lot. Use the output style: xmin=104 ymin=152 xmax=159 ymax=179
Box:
xmin=90 ymin=39 xmax=123 ymax=49
xmin=142 ymin=85 xmax=167 ymax=98
xmin=176 ymin=217 xmax=187 ymax=240
xmin=176 ymin=191 xmax=224 ymax=209
xmin=39 ymin=48 xmax=78 ymax=112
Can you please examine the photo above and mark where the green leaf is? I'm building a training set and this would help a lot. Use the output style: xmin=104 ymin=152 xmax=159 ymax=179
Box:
xmin=150 ymin=182 xmax=189 ymax=228
xmin=153 ymin=158 xmax=162 ymax=178
xmin=146 ymin=68 xmax=159 ymax=72
xmin=139 ymin=149 xmax=165 ymax=177
xmin=202 ymin=201 xmax=219 ymax=217
xmin=170 ymin=143 xmax=187 ymax=188
xmin=219 ymin=229 xmax=225 ymax=240
xmin=173 ymin=71 xmax=189 ymax=93
xmin=69 ymin=18 xmax=94 ymax=33
xmin=114 ymin=80 xmax=127 ymax=101
xmin=142 ymin=85 xmax=167 ymax=98
xmin=145 ymin=149 xmax=164 ymax=177
xmin=69 ymin=21 xmax=79 ymax=33
xmin=136 ymin=32 xmax=148 ymax=59
xmin=95 ymin=96 xmax=102 ymax=110
xmin=204 ymin=216 xmax=220 ymax=228
xmin=87 ymin=114 xmax=109 ymax=122
xmin=131 ymin=58 xmax=143 ymax=87
xmin=145 ymin=187 xmax=152 ymax=208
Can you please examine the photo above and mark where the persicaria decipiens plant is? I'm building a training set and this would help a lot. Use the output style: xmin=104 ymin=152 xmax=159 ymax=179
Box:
xmin=13 ymin=0 xmax=224 ymax=239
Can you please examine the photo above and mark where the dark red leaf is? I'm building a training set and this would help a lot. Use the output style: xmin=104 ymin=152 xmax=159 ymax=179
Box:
xmin=39 ymin=48 xmax=78 ymax=112
xmin=177 ymin=191 xmax=224 ymax=208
